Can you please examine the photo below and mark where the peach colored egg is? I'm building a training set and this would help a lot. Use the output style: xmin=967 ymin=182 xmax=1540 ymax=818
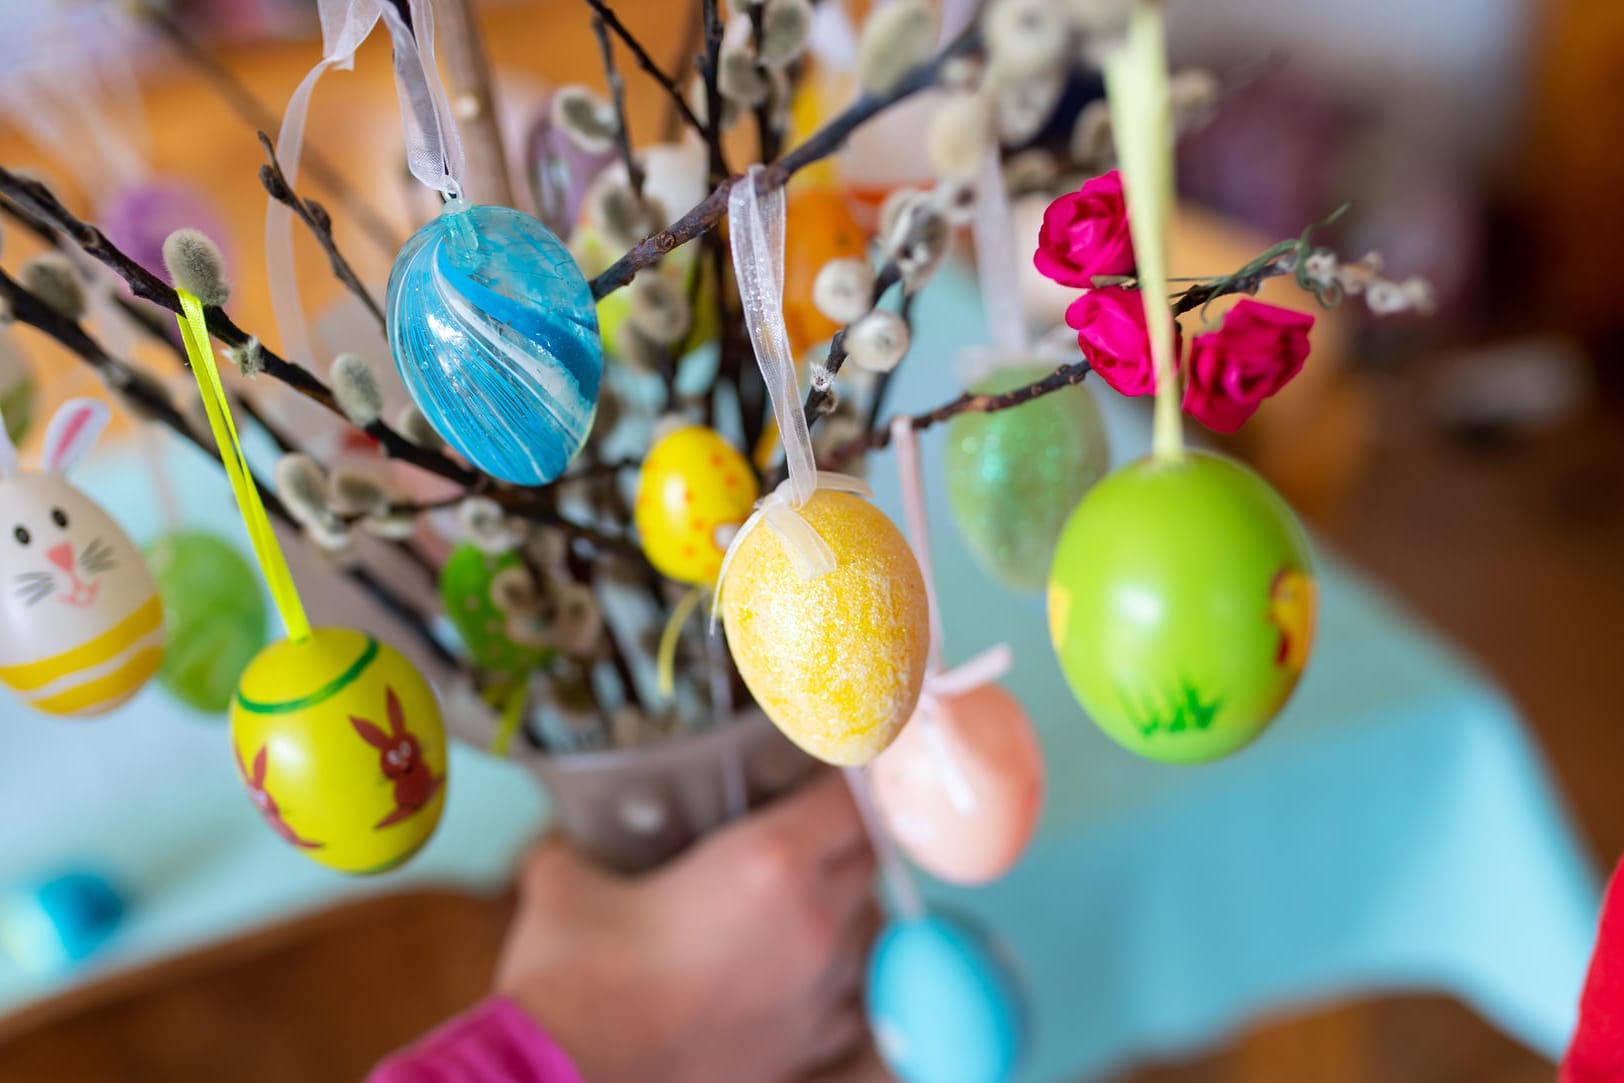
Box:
xmin=871 ymin=683 xmax=1044 ymax=885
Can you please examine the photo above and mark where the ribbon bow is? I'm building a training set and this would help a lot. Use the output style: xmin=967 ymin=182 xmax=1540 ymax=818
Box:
xmin=714 ymin=167 xmax=869 ymax=626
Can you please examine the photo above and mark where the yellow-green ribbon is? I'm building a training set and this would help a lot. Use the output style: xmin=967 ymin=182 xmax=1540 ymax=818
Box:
xmin=656 ymin=585 xmax=705 ymax=699
xmin=1104 ymin=2 xmax=1182 ymax=461
xmin=174 ymin=289 xmax=312 ymax=643
xmin=488 ymin=676 xmax=529 ymax=757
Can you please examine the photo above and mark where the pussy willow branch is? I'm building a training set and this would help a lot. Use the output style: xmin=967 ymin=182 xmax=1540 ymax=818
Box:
xmin=746 ymin=5 xmax=782 ymax=164
xmin=825 ymin=212 xmax=1357 ymax=467
xmin=136 ymin=0 xmax=403 ymax=257
xmin=826 ymin=360 xmax=1095 ymax=468
xmin=0 ymin=167 xmax=647 ymax=561
xmin=578 ymin=0 xmax=706 ymax=137
xmin=697 ymin=0 xmax=730 ymax=186
xmin=801 ymin=261 xmax=903 ymax=426
xmin=256 ymin=133 xmax=386 ymax=333
xmin=590 ymin=15 xmax=647 ymax=200
xmin=0 ymin=266 xmax=454 ymax=666
xmin=0 ymin=165 xmax=478 ymax=490
xmin=588 ymin=25 xmax=981 ymax=299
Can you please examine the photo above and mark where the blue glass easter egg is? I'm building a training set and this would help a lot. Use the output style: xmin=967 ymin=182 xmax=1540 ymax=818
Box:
xmin=867 ymin=914 xmax=1024 ymax=1083
xmin=387 ymin=201 xmax=603 ymax=485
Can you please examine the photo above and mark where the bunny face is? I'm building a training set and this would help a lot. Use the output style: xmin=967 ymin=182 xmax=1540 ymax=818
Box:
xmin=0 ymin=398 xmax=165 ymax=717
xmin=380 ymin=733 xmax=422 ymax=780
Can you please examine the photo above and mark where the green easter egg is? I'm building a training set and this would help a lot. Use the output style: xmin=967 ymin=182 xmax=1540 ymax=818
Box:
xmin=147 ymin=531 xmax=270 ymax=714
xmin=439 ymin=543 xmax=552 ymax=674
xmin=946 ymin=364 xmax=1109 ymax=592
xmin=0 ymin=331 xmax=36 ymax=445
xmin=1047 ymin=452 xmax=1316 ymax=763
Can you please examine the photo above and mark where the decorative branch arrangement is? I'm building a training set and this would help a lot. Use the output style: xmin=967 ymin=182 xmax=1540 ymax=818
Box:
xmin=0 ymin=0 xmax=1430 ymax=887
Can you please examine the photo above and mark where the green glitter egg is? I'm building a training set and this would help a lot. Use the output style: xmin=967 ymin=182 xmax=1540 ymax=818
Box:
xmin=1047 ymin=452 xmax=1316 ymax=764
xmin=945 ymin=364 xmax=1109 ymax=592
xmin=147 ymin=531 xmax=270 ymax=715
xmin=0 ymin=330 xmax=36 ymax=445
xmin=439 ymin=543 xmax=553 ymax=674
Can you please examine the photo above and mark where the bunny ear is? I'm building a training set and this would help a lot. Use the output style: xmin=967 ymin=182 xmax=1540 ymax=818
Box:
xmin=0 ymin=400 xmax=17 ymax=479
xmin=350 ymin=716 xmax=390 ymax=749
xmin=385 ymin=687 xmax=405 ymax=737
xmin=42 ymin=398 xmax=110 ymax=475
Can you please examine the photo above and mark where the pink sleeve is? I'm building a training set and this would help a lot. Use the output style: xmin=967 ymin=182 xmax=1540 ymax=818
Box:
xmin=368 ymin=996 xmax=589 ymax=1083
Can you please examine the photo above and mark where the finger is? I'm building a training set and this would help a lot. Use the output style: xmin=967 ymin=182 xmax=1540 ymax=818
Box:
xmin=819 ymin=897 xmax=884 ymax=1001
xmin=736 ymin=770 xmax=869 ymax=867
xmin=817 ymin=836 xmax=879 ymax=911
xmin=796 ymin=1044 xmax=892 ymax=1083
xmin=798 ymin=998 xmax=870 ymax=1077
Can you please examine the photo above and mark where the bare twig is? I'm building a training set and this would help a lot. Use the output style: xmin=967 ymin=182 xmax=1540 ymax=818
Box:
xmin=579 ymin=0 xmax=707 ymax=137
xmin=256 ymin=132 xmax=386 ymax=333
xmin=825 ymin=360 xmax=1094 ymax=468
xmin=136 ymin=0 xmax=402 ymax=256
xmin=589 ymin=25 xmax=981 ymax=299
xmin=590 ymin=14 xmax=647 ymax=200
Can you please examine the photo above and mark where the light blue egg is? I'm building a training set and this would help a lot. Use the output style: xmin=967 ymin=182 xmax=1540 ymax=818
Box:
xmin=866 ymin=914 xmax=1024 ymax=1083
xmin=387 ymin=201 xmax=602 ymax=485
xmin=0 ymin=871 xmax=125 ymax=973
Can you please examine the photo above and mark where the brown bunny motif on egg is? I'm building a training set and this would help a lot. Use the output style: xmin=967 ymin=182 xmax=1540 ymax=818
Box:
xmin=0 ymin=398 xmax=165 ymax=717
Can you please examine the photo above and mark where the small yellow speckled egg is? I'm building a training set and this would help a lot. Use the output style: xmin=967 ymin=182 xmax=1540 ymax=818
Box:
xmin=720 ymin=490 xmax=929 ymax=766
xmin=636 ymin=426 xmax=759 ymax=585
xmin=230 ymin=628 xmax=447 ymax=875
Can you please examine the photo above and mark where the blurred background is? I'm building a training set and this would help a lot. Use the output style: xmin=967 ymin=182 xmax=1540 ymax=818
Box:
xmin=0 ymin=1 xmax=1620 ymax=1081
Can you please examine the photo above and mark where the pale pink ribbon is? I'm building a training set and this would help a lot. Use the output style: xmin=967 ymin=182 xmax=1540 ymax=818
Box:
xmin=889 ymin=414 xmax=1014 ymax=814
xmin=266 ymin=0 xmax=466 ymax=367
xmin=714 ymin=166 xmax=870 ymax=626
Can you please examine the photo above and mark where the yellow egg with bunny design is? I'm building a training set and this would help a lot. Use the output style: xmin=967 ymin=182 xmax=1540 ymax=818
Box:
xmin=0 ymin=399 xmax=165 ymax=718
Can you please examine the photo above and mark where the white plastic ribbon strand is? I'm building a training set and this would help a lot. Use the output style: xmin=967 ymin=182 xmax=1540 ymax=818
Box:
xmin=972 ymin=148 xmax=1029 ymax=359
xmin=889 ymin=414 xmax=1015 ymax=814
xmin=266 ymin=0 xmax=384 ymax=367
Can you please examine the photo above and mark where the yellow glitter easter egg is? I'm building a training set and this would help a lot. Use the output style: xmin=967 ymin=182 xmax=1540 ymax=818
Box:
xmin=636 ymin=426 xmax=759 ymax=585
xmin=229 ymin=628 xmax=447 ymax=875
xmin=720 ymin=490 xmax=929 ymax=766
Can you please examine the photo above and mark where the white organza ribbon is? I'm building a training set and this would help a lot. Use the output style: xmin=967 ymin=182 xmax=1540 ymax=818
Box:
xmin=713 ymin=166 xmax=868 ymax=625
xmin=378 ymin=0 xmax=466 ymax=198
xmin=266 ymin=0 xmax=465 ymax=367
xmin=266 ymin=0 xmax=382 ymax=366
xmin=889 ymin=414 xmax=1015 ymax=813
xmin=972 ymin=147 xmax=1028 ymax=358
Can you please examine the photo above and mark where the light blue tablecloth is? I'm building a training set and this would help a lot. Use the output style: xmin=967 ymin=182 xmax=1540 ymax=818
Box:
xmin=0 ymin=267 xmax=1599 ymax=1082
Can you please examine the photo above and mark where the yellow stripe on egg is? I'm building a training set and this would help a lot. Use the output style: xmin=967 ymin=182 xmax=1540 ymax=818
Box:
xmin=28 ymin=642 xmax=165 ymax=716
xmin=0 ymin=595 xmax=163 ymax=691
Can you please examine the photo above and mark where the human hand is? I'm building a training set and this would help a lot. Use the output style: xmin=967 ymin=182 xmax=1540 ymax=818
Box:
xmin=496 ymin=772 xmax=884 ymax=1083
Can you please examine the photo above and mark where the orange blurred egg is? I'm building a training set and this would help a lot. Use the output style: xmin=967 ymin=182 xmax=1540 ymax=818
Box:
xmin=784 ymin=189 xmax=869 ymax=356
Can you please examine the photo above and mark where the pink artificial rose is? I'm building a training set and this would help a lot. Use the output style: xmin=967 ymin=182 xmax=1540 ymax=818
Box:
xmin=1033 ymin=171 xmax=1136 ymax=287
xmin=1183 ymin=299 xmax=1315 ymax=433
xmin=1065 ymin=287 xmax=1180 ymax=398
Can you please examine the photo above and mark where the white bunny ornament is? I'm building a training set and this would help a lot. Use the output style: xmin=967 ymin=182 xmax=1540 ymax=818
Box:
xmin=0 ymin=398 xmax=165 ymax=717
